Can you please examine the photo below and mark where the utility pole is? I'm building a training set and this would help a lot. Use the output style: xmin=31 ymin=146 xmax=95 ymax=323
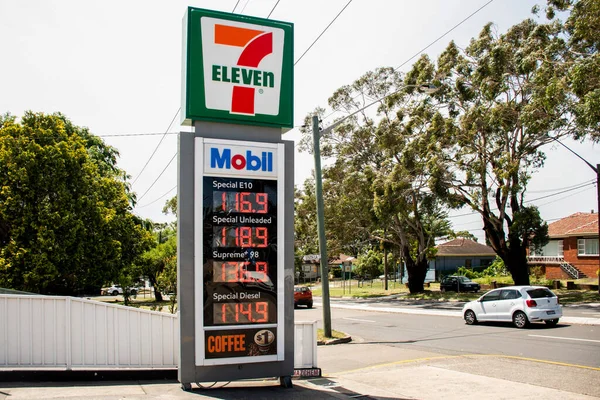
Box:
xmin=312 ymin=115 xmax=332 ymax=337
xmin=553 ymin=139 xmax=599 ymax=294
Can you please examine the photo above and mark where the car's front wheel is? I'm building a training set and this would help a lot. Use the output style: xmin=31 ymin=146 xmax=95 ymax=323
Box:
xmin=307 ymin=302 xmax=313 ymax=309
xmin=112 ymin=290 xmax=119 ymax=296
xmin=544 ymin=319 xmax=559 ymax=327
xmin=464 ymin=310 xmax=477 ymax=325
xmin=513 ymin=311 xmax=529 ymax=329
xmin=440 ymin=287 xmax=446 ymax=293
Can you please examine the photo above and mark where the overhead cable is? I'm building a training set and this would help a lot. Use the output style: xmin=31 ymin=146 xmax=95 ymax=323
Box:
xmin=131 ymin=108 xmax=180 ymax=186
xmin=267 ymin=0 xmax=281 ymax=18
xmin=136 ymin=153 xmax=177 ymax=203
xmin=294 ymin=0 xmax=354 ymax=66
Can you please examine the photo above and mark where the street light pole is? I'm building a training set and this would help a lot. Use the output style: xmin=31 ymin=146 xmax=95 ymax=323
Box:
xmin=310 ymin=83 xmax=438 ymax=337
xmin=552 ymin=139 xmax=600 ymax=294
xmin=312 ymin=114 xmax=332 ymax=337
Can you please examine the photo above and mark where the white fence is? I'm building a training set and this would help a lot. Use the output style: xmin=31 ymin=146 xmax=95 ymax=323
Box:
xmin=0 ymin=295 xmax=178 ymax=369
xmin=0 ymin=295 xmax=318 ymax=371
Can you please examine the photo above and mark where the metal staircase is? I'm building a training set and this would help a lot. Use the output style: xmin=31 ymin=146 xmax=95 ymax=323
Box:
xmin=560 ymin=262 xmax=586 ymax=279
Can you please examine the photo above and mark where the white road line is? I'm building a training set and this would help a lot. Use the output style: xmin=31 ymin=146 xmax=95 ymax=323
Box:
xmin=529 ymin=334 xmax=600 ymax=344
xmin=343 ymin=317 xmax=376 ymax=323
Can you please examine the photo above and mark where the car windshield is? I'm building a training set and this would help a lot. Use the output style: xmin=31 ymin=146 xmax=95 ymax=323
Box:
xmin=458 ymin=277 xmax=471 ymax=283
xmin=527 ymin=288 xmax=555 ymax=298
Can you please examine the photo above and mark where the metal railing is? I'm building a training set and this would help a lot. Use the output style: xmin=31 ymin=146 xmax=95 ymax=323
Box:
xmin=560 ymin=262 xmax=580 ymax=279
xmin=527 ymin=256 xmax=565 ymax=264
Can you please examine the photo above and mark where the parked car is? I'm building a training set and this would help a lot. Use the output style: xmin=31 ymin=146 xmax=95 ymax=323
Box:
xmin=101 ymin=284 xmax=137 ymax=296
xmin=462 ymin=286 xmax=562 ymax=328
xmin=294 ymin=286 xmax=313 ymax=308
xmin=440 ymin=276 xmax=480 ymax=292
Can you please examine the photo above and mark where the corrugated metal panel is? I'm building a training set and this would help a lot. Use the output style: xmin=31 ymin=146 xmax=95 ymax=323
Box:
xmin=1 ymin=295 xmax=317 ymax=370
xmin=0 ymin=295 xmax=178 ymax=369
xmin=294 ymin=320 xmax=317 ymax=368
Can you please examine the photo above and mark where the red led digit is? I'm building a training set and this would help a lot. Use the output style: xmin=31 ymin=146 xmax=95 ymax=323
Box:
xmin=221 ymin=192 xmax=227 ymax=212
xmin=255 ymin=302 xmax=268 ymax=322
xmin=238 ymin=303 xmax=252 ymax=322
xmin=221 ymin=227 xmax=227 ymax=247
xmin=256 ymin=227 xmax=268 ymax=248
xmin=239 ymin=227 xmax=252 ymax=246
xmin=255 ymin=193 xmax=268 ymax=213
xmin=221 ymin=304 xmax=227 ymax=324
xmin=256 ymin=261 xmax=268 ymax=281
xmin=240 ymin=192 xmax=252 ymax=213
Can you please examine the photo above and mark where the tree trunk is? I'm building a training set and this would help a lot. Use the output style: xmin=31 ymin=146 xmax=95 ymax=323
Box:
xmin=149 ymin=275 xmax=163 ymax=302
xmin=501 ymin=246 xmax=530 ymax=286
xmin=405 ymin=254 xmax=428 ymax=293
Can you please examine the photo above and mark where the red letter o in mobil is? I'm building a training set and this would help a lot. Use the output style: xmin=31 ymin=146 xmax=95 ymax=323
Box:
xmin=231 ymin=154 xmax=246 ymax=170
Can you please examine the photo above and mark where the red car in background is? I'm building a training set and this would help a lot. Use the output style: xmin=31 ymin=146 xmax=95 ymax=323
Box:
xmin=294 ymin=286 xmax=313 ymax=309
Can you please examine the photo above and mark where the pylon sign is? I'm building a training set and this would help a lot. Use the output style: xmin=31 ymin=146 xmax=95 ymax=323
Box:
xmin=181 ymin=7 xmax=294 ymax=128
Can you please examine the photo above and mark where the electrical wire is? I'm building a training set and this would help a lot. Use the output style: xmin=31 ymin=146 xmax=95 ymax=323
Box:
xmin=240 ymin=0 xmax=251 ymax=14
xmin=131 ymin=108 xmax=180 ymax=186
xmin=322 ymin=0 xmax=495 ymax=122
xmin=232 ymin=0 xmax=241 ymax=13
xmin=136 ymin=185 xmax=177 ymax=209
xmin=294 ymin=0 xmax=354 ymax=66
xmin=266 ymin=0 xmax=281 ymax=18
xmin=136 ymin=153 xmax=177 ymax=203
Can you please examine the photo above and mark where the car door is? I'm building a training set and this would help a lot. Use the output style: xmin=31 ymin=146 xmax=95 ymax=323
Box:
xmin=494 ymin=289 xmax=521 ymax=321
xmin=477 ymin=290 xmax=502 ymax=321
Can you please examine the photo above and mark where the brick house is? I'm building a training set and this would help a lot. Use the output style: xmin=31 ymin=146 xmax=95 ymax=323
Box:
xmin=528 ymin=212 xmax=599 ymax=279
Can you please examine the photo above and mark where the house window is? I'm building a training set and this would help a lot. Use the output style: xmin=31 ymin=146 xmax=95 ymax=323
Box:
xmin=531 ymin=240 xmax=563 ymax=257
xmin=578 ymin=238 xmax=599 ymax=256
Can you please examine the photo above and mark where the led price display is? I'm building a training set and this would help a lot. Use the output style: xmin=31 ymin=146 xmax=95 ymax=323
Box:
xmin=213 ymin=261 xmax=269 ymax=283
xmin=213 ymin=302 xmax=272 ymax=324
xmin=213 ymin=191 xmax=268 ymax=214
xmin=213 ymin=226 xmax=269 ymax=248
xmin=203 ymin=177 xmax=278 ymax=328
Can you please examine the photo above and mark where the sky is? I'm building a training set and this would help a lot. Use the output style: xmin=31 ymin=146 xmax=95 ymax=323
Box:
xmin=1 ymin=0 xmax=598 ymax=244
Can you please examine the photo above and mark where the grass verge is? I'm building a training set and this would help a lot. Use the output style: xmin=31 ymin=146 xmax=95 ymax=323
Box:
xmin=317 ymin=328 xmax=348 ymax=341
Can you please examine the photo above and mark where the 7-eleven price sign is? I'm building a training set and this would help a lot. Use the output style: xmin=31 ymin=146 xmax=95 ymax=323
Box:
xmin=182 ymin=7 xmax=293 ymax=129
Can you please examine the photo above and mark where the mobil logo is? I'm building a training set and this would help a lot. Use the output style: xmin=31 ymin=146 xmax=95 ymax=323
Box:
xmin=210 ymin=147 xmax=273 ymax=172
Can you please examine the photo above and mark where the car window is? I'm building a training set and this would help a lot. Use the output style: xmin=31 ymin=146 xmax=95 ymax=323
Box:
xmin=499 ymin=289 xmax=520 ymax=300
xmin=526 ymin=288 xmax=555 ymax=298
xmin=458 ymin=277 xmax=470 ymax=283
xmin=481 ymin=291 xmax=501 ymax=302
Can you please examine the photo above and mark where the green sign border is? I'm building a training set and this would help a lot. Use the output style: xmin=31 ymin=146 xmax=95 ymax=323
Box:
xmin=182 ymin=7 xmax=294 ymax=129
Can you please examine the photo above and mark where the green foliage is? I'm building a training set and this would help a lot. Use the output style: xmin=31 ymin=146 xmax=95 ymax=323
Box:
xmin=0 ymin=112 xmax=153 ymax=295
xmin=354 ymin=249 xmax=383 ymax=278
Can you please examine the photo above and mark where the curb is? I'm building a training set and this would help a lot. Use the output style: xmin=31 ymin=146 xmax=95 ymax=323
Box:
xmin=318 ymin=336 xmax=352 ymax=346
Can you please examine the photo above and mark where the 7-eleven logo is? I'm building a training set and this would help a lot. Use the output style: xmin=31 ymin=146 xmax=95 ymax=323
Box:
xmin=200 ymin=17 xmax=284 ymax=117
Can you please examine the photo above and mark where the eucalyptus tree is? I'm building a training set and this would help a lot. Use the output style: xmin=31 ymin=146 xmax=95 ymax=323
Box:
xmin=300 ymin=67 xmax=453 ymax=292
xmin=412 ymin=12 xmax=597 ymax=284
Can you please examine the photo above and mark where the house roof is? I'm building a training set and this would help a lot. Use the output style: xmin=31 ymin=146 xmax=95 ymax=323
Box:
xmin=436 ymin=238 xmax=496 ymax=257
xmin=548 ymin=212 xmax=599 ymax=238
xmin=302 ymin=253 xmax=355 ymax=264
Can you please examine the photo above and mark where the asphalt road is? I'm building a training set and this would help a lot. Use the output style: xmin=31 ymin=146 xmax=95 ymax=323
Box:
xmin=295 ymin=302 xmax=600 ymax=369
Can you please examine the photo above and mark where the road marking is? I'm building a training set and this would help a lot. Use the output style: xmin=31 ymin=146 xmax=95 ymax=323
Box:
xmin=332 ymin=354 xmax=600 ymax=376
xmin=343 ymin=317 xmax=376 ymax=323
xmin=529 ymin=334 xmax=600 ymax=344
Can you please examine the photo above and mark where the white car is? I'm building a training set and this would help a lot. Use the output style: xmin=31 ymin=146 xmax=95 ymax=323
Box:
xmin=462 ymin=286 xmax=562 ymax=328
xmin=102 ymin=285 xmax=137 ymax=296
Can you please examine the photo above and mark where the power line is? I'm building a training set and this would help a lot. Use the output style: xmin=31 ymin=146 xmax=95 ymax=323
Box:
xmin=136 ymin=153 xmax=177 ymax=203
xmin=322 ymin=0 xmax=495 ymax=122
xmin=136 ymin=185 xmax=177 ymax=209
xmin=267 ymin=0 xmax=281 ymax=18
xmin=131 ymin=108 xmax=180 ymax=186
xmin=232 ymin=0 xmax=241 ymax=13
xmin=448 ymin=180 xmax=596 ymax=220
xmin=99 ymin=132 xmax=179 ymax=138
xmin=528 ymin=179 xmax=596 ymax=193
xmin=240 ymin=0 xmax=251 ymax=14
xmin=294 ymin=0 xmax=354 ymax=66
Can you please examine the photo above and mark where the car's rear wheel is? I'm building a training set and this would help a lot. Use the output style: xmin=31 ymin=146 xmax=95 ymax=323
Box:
xmin=513 ymin=311 xmax=529 ymax=328
xmin=112 ymin=290 xmax=119 ymax=296
xmin=464 ymin=310 xmax=477 ymax=325
xmin=440 ymin=287 xmax=446 ymax=293
xmin=544 ymin=319 xmax=559 ymax=327
xmin=294 ymin=303 xmax=298 ymax=309
xmin=307 ymin=302 xmax=313 ymax=309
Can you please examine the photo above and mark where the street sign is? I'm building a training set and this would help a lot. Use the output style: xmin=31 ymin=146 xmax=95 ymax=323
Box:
xmin=181 ymin=7 xmax=293 ymax=128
